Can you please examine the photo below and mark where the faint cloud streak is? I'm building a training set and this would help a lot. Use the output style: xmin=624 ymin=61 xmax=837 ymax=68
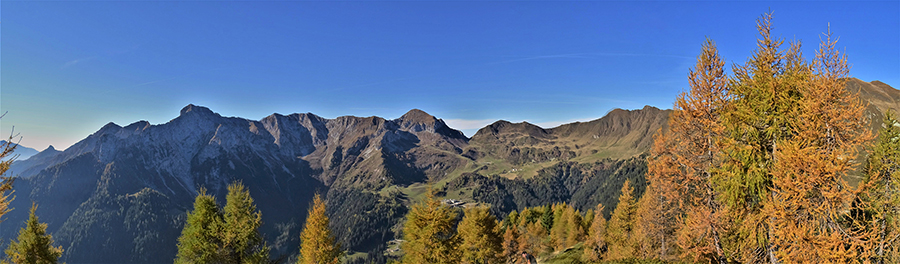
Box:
xmin=61 ymin=56 xmax=97 ymax=69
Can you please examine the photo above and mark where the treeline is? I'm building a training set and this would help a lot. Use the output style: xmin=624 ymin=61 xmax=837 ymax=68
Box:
xmin=397 ymin=182 xmax=670 ymax=264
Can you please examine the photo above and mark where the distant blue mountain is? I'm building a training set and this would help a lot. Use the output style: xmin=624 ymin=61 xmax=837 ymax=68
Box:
xmin=0 ymin=140 xmax=40 ymax=161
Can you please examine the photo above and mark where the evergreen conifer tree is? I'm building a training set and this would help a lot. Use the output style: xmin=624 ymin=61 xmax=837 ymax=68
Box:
xmin=857 ymin=112 xmax=900 ymax=263
xmin=3 ymin=203 xmax=63 ymax=264
xmin=175 ymin=189 xmax=224 ymax=264
xmin=540 ymin=206 xmax=553 ymax=233
xmin=221 ymin=182 xmax=269 ymax=264
xmin=175 ymin=183 xmax=269 ymax=264
xmin=298 ymin=193 xmax=341 ymax=264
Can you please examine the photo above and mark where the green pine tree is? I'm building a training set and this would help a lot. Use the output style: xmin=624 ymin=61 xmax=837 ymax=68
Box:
xmin=540 ymin=206 xmax=553 ymax=233
xmin=3 ymin=203 xmax=63 ymax=264
xmin=859 ymin=112 xmax=900 ymax=263
xmin=175 ymin=183 xmax=270 ymax=264
xmin=221 ymin=182 xmax=269 ymax=264
xmin=549 ymin=203 xmax=570 ymax=251
xmin=298 ymin=193 xmax=341 ymax=264
xmin=175 ymin=188 xmax=224 ymax=264
xmin=458 ymin=205 xmax=502 ymax=264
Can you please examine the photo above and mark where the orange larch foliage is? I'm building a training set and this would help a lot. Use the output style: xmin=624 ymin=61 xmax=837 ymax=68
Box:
xmin=646 ymin=36 xmax=729 ymax=263
xmin=766 ymin=27 xmax=871 ymax=263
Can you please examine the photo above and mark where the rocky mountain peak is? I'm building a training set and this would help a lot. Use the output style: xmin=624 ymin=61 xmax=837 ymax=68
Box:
xmin=179 ymin=104 xmax=217 ymax=117
xmin=399 ymin=109 xmax=436 ymax=124
xmin=124 ymin=121 xmax=151 ymax=131
xmin=477 ymin=120 xmax=548 ymax=137
xmin=96 ymin=122 xmax=123 ymax=135
xmin=396 ymin=109 xmax=467 ymax=140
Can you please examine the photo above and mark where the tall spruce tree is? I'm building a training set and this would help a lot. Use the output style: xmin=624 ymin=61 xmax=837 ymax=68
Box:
xmin=458 ymin=205 xmax=503 ymax=264
xmin=175 ymin=189 xmax=224 ymax=264
xmin=3 ymin=203 xmax=63 ymax=264
xmin=175 ymin=183 xmax=269 ymax=264
xmin=221 ymin=182 xmax=269 ymax=264
xmin=858 ymin=112 xmax=900 ymax=263
xmin=400 ymin=190 xmax=460 ymax=264
xmin=298 ymin=193 xmax=341 ymax=264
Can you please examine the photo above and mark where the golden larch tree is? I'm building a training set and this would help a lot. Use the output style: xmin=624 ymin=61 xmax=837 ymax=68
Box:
xmin=0 ymin=129 xmax=19 ymax=222
xmin=298 ymin=193 xmax=341 ymax=264
xmin=582 ymin=203 xmax=607 ymax=262
xmin=631 ymin=184 xmax=678 ymax=260
xmin=458 ymin=205 xmax=503 ymax=264
xmin=563 ymin=206 xmax=584 ymax=249
xmin=646 ymin=36 xmax=730 ymax=263
xmin=605 ymin=180 xmax=637 ymax=260
xmin=221 ymin=182 xmax=270 ymax=264
xmin=765 ymin=27 xmax=871 ymax=263
xmin=501 ymin=224 xmax=520 ymax=263
xmin=517 ymin=220 xmax=548 ymax=257
xmin=400 ymin=190 xmax=460 ymax=264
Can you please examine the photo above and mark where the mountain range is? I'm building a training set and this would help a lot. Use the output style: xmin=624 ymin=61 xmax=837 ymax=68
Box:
xmin=0 ymin=78 xmax=895 ymax=264
xmin=0 ymin=141 xmax=40 ymax=161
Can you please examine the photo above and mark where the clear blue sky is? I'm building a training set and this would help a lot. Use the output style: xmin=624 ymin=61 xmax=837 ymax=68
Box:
xmin=2 ymin=1 xmax=898 ymax=150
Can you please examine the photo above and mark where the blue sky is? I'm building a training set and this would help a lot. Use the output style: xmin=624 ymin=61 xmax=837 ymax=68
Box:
xmin=2 ymin=1 xmax=898 ymax=150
